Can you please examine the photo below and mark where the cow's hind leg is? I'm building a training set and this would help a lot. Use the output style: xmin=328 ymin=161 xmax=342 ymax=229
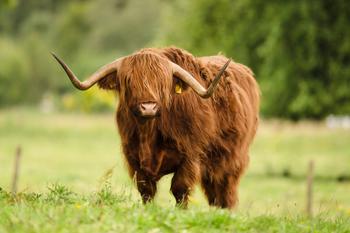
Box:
xmin=171 ymin=159 xmax=199 ymax=208
xmin=201 ymin=168 xmax=241 ymax=209
xmin=215 ymin=174 xmax=239 ymax=209
xmin=200 ymin=171 xmax=218 ymax=206
xmin=135 ymin=171 xmax=157 ymax=204
xmin=215 ymin=152 xmax=248 ymax=209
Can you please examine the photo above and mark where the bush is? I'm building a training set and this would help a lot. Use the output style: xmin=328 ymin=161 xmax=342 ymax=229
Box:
xmin=59 ymin=87 xmax=116 ymax=112
xmin=0 ymin=38 xmax=30 ymax=106
xmin=0 ymin=0 xmax=164 ymax=111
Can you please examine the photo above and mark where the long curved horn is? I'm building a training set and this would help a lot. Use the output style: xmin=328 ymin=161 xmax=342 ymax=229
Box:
xmin=51 ymin=53 xmax=123 ymax=90
xmin=171 ymin=59 xmax=230 ymax=98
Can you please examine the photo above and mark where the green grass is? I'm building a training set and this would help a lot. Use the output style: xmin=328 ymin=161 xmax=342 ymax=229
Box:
xmin=1 ymin=185 xmax=349 ymax=233
xmin=0 ymin=108 xmax=350 ymax=232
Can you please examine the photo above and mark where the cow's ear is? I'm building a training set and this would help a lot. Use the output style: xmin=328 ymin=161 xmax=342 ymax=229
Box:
xmin=173 ymin=75 xmax=190 ymax=94
xmin=97 ymin=71 xmax=120 ymax=91
xmin=199 ymin=66 xmax=213 ymax=83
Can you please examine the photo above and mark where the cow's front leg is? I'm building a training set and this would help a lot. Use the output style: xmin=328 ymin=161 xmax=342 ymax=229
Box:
xmin=170 ymin=159 xmax=199 ymax=208
xmin=135 ymin=170 xmax=157 ymax=204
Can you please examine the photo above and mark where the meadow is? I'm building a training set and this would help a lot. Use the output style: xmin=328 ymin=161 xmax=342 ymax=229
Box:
xmin=0 ymin=108 xmax=349 ymax=232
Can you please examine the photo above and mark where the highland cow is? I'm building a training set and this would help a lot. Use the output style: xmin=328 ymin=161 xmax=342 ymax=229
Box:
xmin=52 ymin=47 xmax=260 ymax=209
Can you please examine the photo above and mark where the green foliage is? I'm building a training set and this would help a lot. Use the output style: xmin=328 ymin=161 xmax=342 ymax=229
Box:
xmin=0 ymin=0 xmax=163 ymax=110
xmin=0 ymin=0 xmax=17 ymax=11
xmin=1 ymin=0 xmax=349 ymax=118
xmin=161 ymin=0 xmax=350 ymax=119
xmin=0 ymin=38 xmax=30 ymax=105
xmin=59 ymin=87 xmax=116 ymax=112
xmin=46 ymin=183 xmax=75 ymax=204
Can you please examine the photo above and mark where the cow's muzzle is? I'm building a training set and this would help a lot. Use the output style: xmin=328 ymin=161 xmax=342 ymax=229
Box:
xmin=136 ymin=102 xmax=160 ymax=119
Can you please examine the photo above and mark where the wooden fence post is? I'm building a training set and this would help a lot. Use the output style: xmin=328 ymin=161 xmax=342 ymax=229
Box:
xmin=306 ymin=160 xmax=314 ymax=217
xmin=11 ymin=146 xmax=22 ymax=194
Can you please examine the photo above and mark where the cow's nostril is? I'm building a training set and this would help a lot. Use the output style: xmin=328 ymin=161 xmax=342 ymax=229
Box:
xmin=138 ymin=102 xmax=159 ymax=118
xmin=141 ymin=103 xmax=157 ymax=111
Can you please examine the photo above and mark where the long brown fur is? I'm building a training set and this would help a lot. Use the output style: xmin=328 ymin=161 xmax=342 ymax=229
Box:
xmin=98 ymin=47 xmax=260 ymax=208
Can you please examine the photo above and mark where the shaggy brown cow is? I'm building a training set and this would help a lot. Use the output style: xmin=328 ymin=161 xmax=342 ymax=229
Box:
xmin=52 ymin=47 xmax=259 ymax=209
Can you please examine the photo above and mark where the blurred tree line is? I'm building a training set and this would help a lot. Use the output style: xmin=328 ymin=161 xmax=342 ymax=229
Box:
xmin=1 ymin=0 xmax=349 ymax=119
xmin=0 ymin=0 xmax=163 ymax=111
xmin=161 ymin=0 xmax=350 ymax=120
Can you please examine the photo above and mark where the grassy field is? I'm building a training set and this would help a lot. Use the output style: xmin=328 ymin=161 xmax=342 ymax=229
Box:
xmin=0 ymin=108 xmax=349 ymax=232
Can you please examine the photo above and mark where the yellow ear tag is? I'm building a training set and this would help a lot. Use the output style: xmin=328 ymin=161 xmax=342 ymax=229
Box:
xmin=175 ymin=83 xmax=182 ymax=94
